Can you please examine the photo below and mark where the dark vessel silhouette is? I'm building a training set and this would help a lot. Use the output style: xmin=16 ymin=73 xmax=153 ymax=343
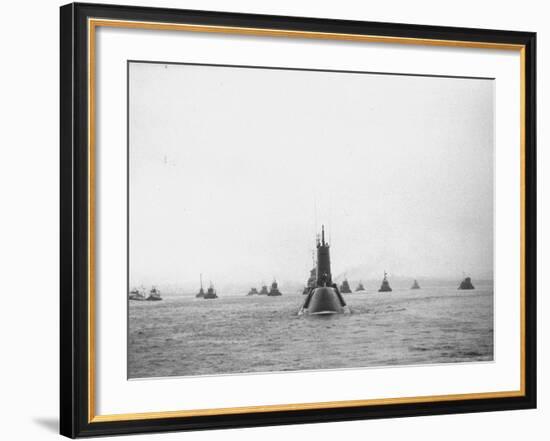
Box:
xmin=303 ymin=267 xmax=317 ymax=294
xmin=411 ymin=279 xmax=420 ymax=290
xmin=458 ymin=276 xmax=475 ymax=290
xmin=340 ymin=279 xmax=352 ymax=294
xmin=355 ymin=282 xmax=365 ymax=292
xmin=268 ymin=279 xmax=282 ymax=296
xmin=247 ymin=287 xmax=259 ymax=296
xmin=204 ymin=282 xmax=218 ymax=299
xmin=129 ymin=287 xmax=145 ymax=301
xmin=259 ymin=285 xmax=269 ymax=295
xmin=378 ymin=271 xmax=392 ymax=292
xmin=195 ymin=274 xmax=205 ymax=298
xmin=146 ymin=286 xmax=162 ymax=301
xmin=300 ymin=226 xmax=347 ymax=315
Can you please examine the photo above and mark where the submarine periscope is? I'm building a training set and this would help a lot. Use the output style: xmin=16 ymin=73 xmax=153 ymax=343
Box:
xmin=299 ymin=226 xmax=348 ymax=315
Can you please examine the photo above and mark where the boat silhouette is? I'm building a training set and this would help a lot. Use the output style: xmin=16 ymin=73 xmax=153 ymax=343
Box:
xmin=146 ymin=286 xmax=162 ymax=301
xmin=129 ymin=287 xmax=145 ymax=301
xmin=268 ymin=279 xmax=282 ymax=296
xmin=302 ymin=267 xmax=316 ymax=294
xmin=204 ymin=282 xmax=218 ymax=299
xmin=196 ymin=274 xmax=205 ymax=298
xmin=340 ymin=279 xmax=352 ymax=294
xmin=378 ymin=271 xmax=392 ymax=292
xmin=458 ymin=276 xmax=475 ymax=290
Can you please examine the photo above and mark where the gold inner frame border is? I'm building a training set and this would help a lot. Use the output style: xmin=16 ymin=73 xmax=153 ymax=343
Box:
xmin=87 ymin=17 xmax=527 ymax=423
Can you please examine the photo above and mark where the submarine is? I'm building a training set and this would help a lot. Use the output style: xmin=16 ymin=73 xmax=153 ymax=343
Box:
xmin=299 ymin=226 xmax=348 ymax=315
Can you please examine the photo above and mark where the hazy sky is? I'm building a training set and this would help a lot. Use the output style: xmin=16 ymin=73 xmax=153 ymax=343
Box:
xmin=129 ymin=62 xmax=494 ymax=288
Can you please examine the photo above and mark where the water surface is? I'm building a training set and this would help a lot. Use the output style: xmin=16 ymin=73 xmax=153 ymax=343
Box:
xmin=128 ymin=285 xmax=493 ymax=378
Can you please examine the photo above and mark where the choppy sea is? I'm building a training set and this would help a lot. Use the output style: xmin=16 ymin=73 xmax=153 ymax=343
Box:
xmin=128 ymin=284 xmax=493 ymax=379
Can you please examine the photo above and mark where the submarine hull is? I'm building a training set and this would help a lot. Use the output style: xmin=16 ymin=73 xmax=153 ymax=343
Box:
xmin=304 ymin=287 xmax=345 ymax=315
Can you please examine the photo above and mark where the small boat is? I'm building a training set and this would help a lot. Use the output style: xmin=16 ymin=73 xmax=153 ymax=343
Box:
xmin=146 ymin=286 xmax=162 ymax=301
xmin=129 ymin=288 xmax=145 ymax=301
xmin=196 ymin=274 xmax=205 ymax=298
xmin=458 ymin=276 xmax=475 ymax=290
xmin=303 ymin=267 xmax=317 ymax=295
xmin=340 ymin=279 xmax=352 ymax=294
xmin=355 ymin=282 xmax=366 ymax=292
xmin=247 ymin=287 xmax=259 ymax=296
xmin=410 ymin=279 xmax=420 ymax=290
xmin=378 ymin=271 xmax=392 ymax=292
xmin=204 ymin=282 xmax=218 ymax=299
xmin=259 ymin=285 xmax=269 ymax=295
xmin=268 ymin=279 xmax=282 ymax=296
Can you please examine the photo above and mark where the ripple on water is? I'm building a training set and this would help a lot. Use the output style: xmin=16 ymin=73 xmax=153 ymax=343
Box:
xmin=128 ymin=286 xmax=494 ymax=378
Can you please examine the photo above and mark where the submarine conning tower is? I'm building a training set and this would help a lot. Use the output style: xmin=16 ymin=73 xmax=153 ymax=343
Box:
xmin=300 ymin=225 xmax=347 ymax=314
xmin=316 ymin=225 xmax=332 ymax=287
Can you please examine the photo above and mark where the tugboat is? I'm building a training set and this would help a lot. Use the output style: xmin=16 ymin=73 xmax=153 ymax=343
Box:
xmin=340 ymin=279 xmax=352 ymax=294
xmin=195 ymin=274 xmax=205 ymax=298
xmin=247 ymin=287 xmax=259 ymax=296
xmin=259 ymin=284 xmax=269 ymax=295
xmin=378 ymin=271 xmax=392 ymax=292
xmin=300 ymin=226 xmax=348 ymax=315
xmin=146 ymin=286 xmax=162 ymax=301
xmin=303 ymin=267 xmax=317 ymax=294
xmin=129 ymin=287 xmax=145 ymax=301
xmin=410 ymin=279 xmax=420 ymax=290
xmin=268 ymin=279 xmax=282 ymax=296
xmin=458 ymin=275 xmax=475 ymax=290
xmin=204 ymin=282 xmax=218 ymax=299
xmin=355 ymin=281 xmax=366 ymax=292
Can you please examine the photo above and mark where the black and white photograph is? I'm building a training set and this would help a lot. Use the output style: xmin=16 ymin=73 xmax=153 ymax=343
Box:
xmin=128 ymin=61 xmax=494 ymax=379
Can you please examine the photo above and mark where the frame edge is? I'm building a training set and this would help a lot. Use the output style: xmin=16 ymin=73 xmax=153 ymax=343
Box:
xmin=60 ymin=3 xmax=76 ymax=438
xmin=60 ymin=2 xmax=537 ymax=437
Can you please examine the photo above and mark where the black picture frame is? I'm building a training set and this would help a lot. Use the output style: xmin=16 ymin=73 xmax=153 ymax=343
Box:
xmin=60 ymin=2 xmax=537 ymax=438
